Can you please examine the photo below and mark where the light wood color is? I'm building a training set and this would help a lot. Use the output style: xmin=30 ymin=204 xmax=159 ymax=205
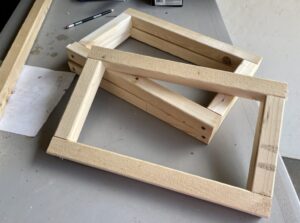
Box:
xmin=125 ymin=8 xmax=262 ymax=67
xmin=80 ymin=13 xmax=132 ymax=49
xmin=251 ymin=96 xmax=285 ymax=197
xmin=247 ymin=100 xmax=266 ymax=190
xmin=67 ymin=43 xmax=219 ymax=144
xmin=55 ymin=59 xmax=105 ymax=141
xmin=89 ymin=47 xmax=287 ymax=101
xmin=208 ymin=60 xmax=260 ymax=116
xmin=130 ymin=27 xmax=233 ymax=71
xmin=68 ymin=60 xmax=219 ymax=143
xmin=48 ymin=136 xmax=272 ymax=217
xmin=67 ymin=42 xmax=89 ymax=66
xmin=48 ymin=45 xmax=286 ymax=217
xmin=0 ymin=0 xmax=53 ymax=116
xmin=66 ymin=8 xmax=262 ymax=143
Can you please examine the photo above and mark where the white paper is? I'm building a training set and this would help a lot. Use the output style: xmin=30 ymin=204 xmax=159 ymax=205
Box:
xmin=0 ymin=65 xmax=75 ymax=137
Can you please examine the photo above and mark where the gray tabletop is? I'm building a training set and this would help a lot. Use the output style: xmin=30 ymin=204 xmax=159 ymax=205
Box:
xmin=0 ymin=0 xmax=299 ymax=222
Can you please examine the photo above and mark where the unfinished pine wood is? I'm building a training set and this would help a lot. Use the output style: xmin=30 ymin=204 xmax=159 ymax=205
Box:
xmin=130 ymin=28 xmax=233 ymax=71
xmin=208 ymin=60 xmax=260 ymax=116
xmin=251 ymin=96 xmax=285 ymax=197
xmin=68 ymin=60 xmax=219 ymax=143
xmin=0 ymin=0 xmax=53 ymax=116
xmin=55 ymin=59 xmax=105 ymax=141
xmin=80 ymin=12 xmax=132 ymax=49
xmin=247 ymin=100 xmax=266 ymax=190
xmin=67 ymin=42 xmax=88 ymax=66
xmin=48 ymin=136 xmax=272 ymax=217
xmin=67 ymin=44 xmax=259 ymax=128
xmin=125 ymin=8 xmax=262 ymax=67
xmin=90 ymin=47 xmax=287 ymax=100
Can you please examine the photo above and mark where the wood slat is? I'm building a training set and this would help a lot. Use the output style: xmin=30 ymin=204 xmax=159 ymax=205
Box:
xmin=130 ymin=28 xmax=233 ymax=71
xmin=251 ymin=96 xmax=285 ymax=196
xmin=80 ymin=12 xmax=132 ymax=49
xmin=48 ymin=136 xmax=272 ymax=217
xmin=0 ymin=0 xmax=53 ymax=116
xmin=125 ymin=8 xmax=262 ymax=67
xmin=55 ymin=59 xmax=105 ymax=141
xmin=89 ymin=47 xmax=287 ymax=100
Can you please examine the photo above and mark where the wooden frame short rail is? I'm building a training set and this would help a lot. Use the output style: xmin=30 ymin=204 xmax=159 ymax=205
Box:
xmin=48 ymin=46 xmax=287 ymax=217
xmin=0 ymin=0 xmax=53 ymax=116
xmin=67 ymin=8 xmax=262 ymax=144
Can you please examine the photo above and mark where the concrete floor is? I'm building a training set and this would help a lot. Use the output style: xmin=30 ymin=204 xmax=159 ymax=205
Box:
xmin=216 ymin=0 xmax=300 ymax=199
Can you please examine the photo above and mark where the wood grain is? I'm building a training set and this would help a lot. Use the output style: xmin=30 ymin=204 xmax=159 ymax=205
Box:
xmin=208 ymin=60 xmax=260 ymax=116
xmin=125 ymin=8 xmax=262 ymax=67
xmin=89 ymin=47 xmax=287 ymax=100
xmin=130 ymin=28 xmax=233 ymax=71
xmin=251 ymin=96 xmax=285 ymax=196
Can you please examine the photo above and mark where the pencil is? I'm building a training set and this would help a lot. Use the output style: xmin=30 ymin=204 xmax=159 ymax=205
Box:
xmin=65 ymin=9 xmax=114 ymax=29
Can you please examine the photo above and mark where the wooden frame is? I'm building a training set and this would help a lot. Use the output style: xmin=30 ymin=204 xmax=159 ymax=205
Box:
xmin=0 ymin=0 xmax=53 ymax=116
xmin=66 ymin=8 xmax=262 ymax=144
xmin=47 ymin=46 xmax=287 ymax=217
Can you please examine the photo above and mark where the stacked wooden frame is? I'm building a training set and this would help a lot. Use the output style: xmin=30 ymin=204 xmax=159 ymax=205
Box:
xmin=0 ymin=0 xmax=53 ymax=116
xmin=67 ymin=8 xmax=262 ymax=144
xmin=48 ymin=46 xmax=287 ymax=217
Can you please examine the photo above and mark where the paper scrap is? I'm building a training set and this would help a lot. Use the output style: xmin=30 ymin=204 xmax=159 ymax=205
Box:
xmin=0 ymin=65 xmax=75 ymax=137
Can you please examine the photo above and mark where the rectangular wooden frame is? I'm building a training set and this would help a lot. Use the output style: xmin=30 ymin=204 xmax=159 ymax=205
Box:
xmin=67 ymin=8 xmax=262 ymax=144
xmin=48 ymin=46 xmax=287 ymax=217
xmin=0 ymin=0 xmax=52 ymax=116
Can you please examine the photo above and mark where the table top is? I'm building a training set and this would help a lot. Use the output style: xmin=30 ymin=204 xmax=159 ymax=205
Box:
xmin=0 ymin=0 xmax=299 ymax=222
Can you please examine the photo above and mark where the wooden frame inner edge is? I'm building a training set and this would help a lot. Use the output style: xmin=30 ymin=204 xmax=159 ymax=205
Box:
xmin=0 ymin=0 xmax=53 ymax=116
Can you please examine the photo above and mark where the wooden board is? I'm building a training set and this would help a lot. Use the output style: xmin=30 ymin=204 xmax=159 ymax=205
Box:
xmin=0 ymin=0 xmax=53 ymax=116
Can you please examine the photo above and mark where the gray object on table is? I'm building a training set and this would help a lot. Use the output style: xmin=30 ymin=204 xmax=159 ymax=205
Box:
xmin=0 ymin=0 xmax=299 ymax=222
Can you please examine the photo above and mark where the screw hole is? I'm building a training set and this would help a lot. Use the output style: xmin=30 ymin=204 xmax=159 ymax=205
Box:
xmin=201 ymin=126 xmax=206 ymax=130
xmin=135 ymin=77 xmax=139 ymax=80
xmin=201 ymin=136 xmax=206 ymax=139
xmin=71 ymin=54 xmax=74 ymax=58
xmin=222 ymin=56 xmax=232 ymax=65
